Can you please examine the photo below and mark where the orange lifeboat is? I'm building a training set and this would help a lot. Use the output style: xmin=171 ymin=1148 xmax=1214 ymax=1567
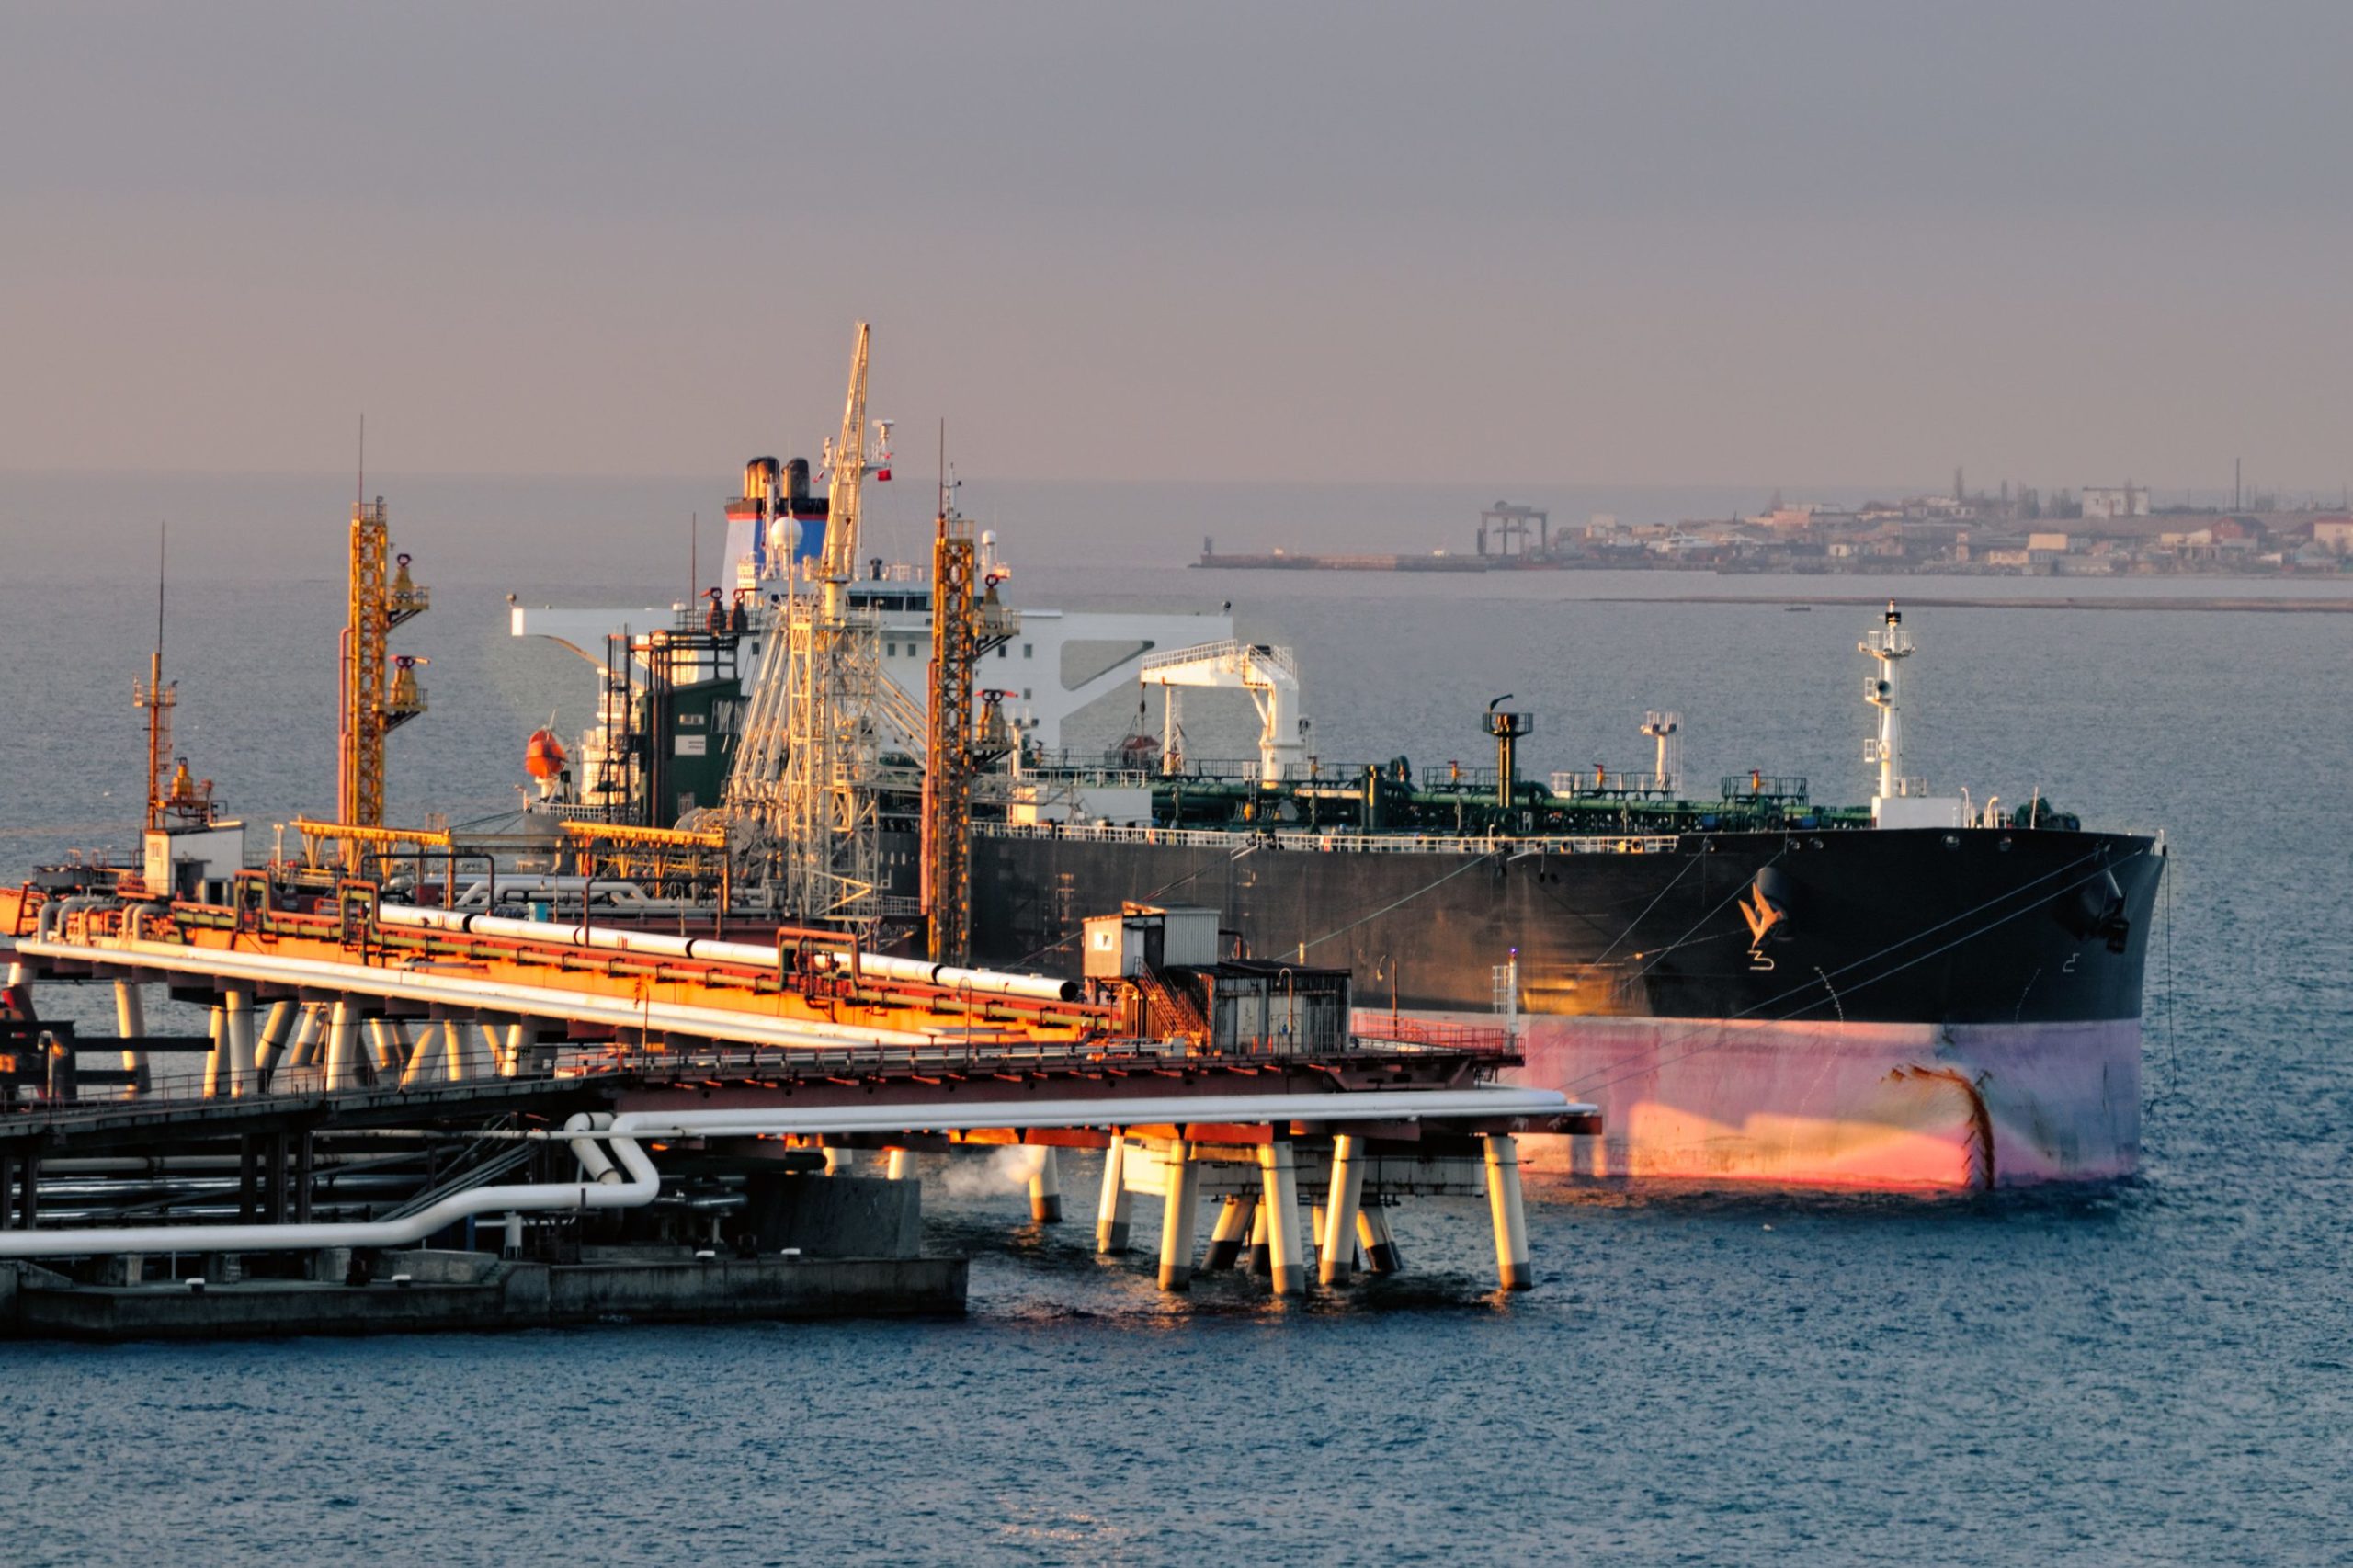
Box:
xmin=524 ymin=727 xmax=568 ymax=781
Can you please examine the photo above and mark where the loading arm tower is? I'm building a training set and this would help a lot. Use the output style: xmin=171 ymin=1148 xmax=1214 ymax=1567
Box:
xmin=336 ymin=499 xmax=429 ymax=829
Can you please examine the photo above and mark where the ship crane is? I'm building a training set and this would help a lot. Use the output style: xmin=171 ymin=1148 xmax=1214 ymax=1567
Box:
xmin=727 ymin=324 xmax=895 ymax=926
xmin=1139 ymin=640 xmax=1307 ymax=781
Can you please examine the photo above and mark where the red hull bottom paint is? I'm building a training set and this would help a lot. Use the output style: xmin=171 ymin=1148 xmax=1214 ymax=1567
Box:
xmin=1372 ymin=1012 xmax=2142 ymax=1191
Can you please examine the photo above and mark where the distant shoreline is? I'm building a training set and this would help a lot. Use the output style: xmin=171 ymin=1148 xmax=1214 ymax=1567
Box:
xmin=1591 ymin=592 xmax=2353 ymax=613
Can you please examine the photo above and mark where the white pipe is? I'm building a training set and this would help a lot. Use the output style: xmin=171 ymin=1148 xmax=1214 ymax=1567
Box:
xmin=595 ymin=1086 xmax=1580 ymax=1142
xmin=377 ymin=904 xmax=1081 ymax=1004
xmin=0 ymin=1120 xmax=658 ymax=1259
xmin=20 ymin=934 xmax=943 ymax=1051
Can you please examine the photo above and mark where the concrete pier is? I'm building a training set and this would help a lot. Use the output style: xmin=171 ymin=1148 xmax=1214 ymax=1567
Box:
xmin=1202 ymin=1192 xmax=1255 ymax=1273
xmin=1319 ymin=1133 xmax=1367 ymax=1287
xmin=112 ymin=981 xmax=148 ymax=1094
xmin=1257 ymin=1142 xmax=1304 ymax=1296
xmin=1095 ymin=1136 xmax=1132 ymax=1254
xmin=324 ymin=999 xmax=359 ymax=1090
xmin=1357 ymin=1202 xmax=1403 ymax=1274
xmin=1157 ymin=1141 xmax=1200 ymax=1290
xmin=1029 ymin=1146 xmax=1063 ymax=1223
xmin=0 ymin=1251 xmax=966 ymax=1341
xmin=1484 ymin=1134 xmax=1532 ymax=1290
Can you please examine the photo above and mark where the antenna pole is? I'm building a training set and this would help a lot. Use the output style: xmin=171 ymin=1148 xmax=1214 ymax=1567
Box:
xmin=689 ymin=511 xmax=698 ymax=608
xmin=358 ymin=414 xmax=366 ymax=507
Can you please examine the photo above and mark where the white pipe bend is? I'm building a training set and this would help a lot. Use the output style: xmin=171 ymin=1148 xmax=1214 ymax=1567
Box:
xmin=0 ymin=1126 xmax=660 ymax=1260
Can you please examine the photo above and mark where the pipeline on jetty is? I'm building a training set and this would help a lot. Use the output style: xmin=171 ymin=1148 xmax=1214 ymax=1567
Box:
xmin=1 ymin=891 xmax=1590 ymax=1336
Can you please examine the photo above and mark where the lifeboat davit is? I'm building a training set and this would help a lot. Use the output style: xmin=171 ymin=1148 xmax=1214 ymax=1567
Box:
xmin=524 ymin=728 xmax=568 ymax=780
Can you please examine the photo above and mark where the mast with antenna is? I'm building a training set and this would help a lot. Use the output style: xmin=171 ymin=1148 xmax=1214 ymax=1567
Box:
xmin=134 ymin=523 xmax=176 ymax=832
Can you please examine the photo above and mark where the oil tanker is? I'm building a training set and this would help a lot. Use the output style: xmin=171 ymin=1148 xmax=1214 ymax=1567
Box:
xmin=517 ymin=460 xmax=2164 ymax=1193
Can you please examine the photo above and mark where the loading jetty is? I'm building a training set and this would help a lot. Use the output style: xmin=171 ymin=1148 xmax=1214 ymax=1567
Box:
xmin=1 ymin=890 xmax=1589 ymax=1340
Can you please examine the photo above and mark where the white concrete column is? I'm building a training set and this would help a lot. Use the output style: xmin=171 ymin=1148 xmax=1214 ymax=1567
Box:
xmin=1203 ymin=1192 xmax=1256 ymax=1273
xmin=201 ymin=1005 xmax=225 ymax=1098
xmin=1483 ymin=1133 xmax=1533 ymax=1291
xmin=884 ymin=1147 xmax=915 ymax=1181
xmin=1357 ymin=1202 xmax=1403 ymax=1275
xmin=501 ymin=1022 xmax=526 ymax=1077
xmin=823 ymin=1145 xmax=856 ymax=1176
xmin=111 ymin=980 xmax=150 ymax=1098
xmin=3 ymin=960 xmax=27 ymax=988
xmin=252 ymin=1001 xmax=295 ymax=1082
xmin=1256 ymin=1141 xmax=1304 ymax=1296
xmin=1095 ymin=1136 xmax=1132 ymax=1254
xmin=1309 ymin=1205 xmax=1326 ymax=1267
xmin=1319 ymin=1134 xmax=1367 ymax=1287
xmin=279 ymin=1005 xmax=322 ymax=1073
xmin=1246 ymin=1201 xmax=1271 ymax=1276
xmin=363 ymin=1017 xmax=398 ymax=1075
xmin=323 ymin=999 xmax=359 ymax=1091
xmin=1029 ymin=1146 xmax=1063 ymax=1223
xmin=462 ymin=1021 xmax=504 ymax=1081
xmin=222 ymin=987 xmax=257 ymax=1099
xmin=1157 ymin=1140 xmax=1200 ymax=1291
xmin=501 ymin=1212 xmax=524 ymax=1258
xmin=397 ymin=1022 xmax=442 ymax=1089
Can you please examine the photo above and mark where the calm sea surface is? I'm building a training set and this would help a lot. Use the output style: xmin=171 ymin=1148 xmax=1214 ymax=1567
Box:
xmin=1 ymin=564 xmax=2348 ymax=1564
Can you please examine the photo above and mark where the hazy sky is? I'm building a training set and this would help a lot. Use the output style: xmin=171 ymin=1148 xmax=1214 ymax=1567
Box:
xmin=6 ymin=2 xmax=2348 ymax=494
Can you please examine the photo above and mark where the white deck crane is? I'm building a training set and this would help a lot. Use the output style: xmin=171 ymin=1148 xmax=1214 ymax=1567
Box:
xmin=1139 ymin=640 xmax=1307 ymax=781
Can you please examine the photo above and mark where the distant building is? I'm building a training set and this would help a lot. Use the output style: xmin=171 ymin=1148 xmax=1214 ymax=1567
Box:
xmin=2313 ymin=518 xmax=2353 ymax=555
xmin=2079 ymin=485 xmax=2150 ymax=520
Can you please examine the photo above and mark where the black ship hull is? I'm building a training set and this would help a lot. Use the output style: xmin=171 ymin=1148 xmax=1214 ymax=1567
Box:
xmin=968 ymin=825 xmax=2164 ymax=1188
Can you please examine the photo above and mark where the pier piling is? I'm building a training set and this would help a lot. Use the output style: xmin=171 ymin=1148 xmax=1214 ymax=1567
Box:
xmin=1320 ymin=1134 xmax=1367 ymax=1287
xmin=1095 ymin=1135 xmax=1132 ymax=1253
xmin=1257 ymin=1142 xmax=1304 ymax=1296
xmin=1483 ymin=1134 xmax=1532 ymax=1290
xmin=1157 ymin=1141 xmax=1199 ymax=1290
xmin=1029 ymin=1146 xmax=1063 ymax=1223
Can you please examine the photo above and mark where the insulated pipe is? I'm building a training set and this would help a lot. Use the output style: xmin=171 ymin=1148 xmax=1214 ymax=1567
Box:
xmin=1095 ymin=1136 xmax=1131 ymax=1253
xmin=1028 ymin=1146 xmax=1063 ymax=1223
xmin=1320 ymin=1134 xmax=1366 ymax=1287
xmin=1484 ymin=1134 xmax=1532 ymax=1291
xmin=1157 ymin=1141 xmax=1199 ymax=1291
xmin=24 ymin=934 xmax=942 ymax=1051
xmin=593 ymin=1087 xmax=1579 ymax=1142
xmin=0 ymin=1125 xmax=658 ymax=1259
xmin=376 ymin=904 xmax=1082 ymax=1004
xmin=571 ymin=1114 xmax=621 ymax=1184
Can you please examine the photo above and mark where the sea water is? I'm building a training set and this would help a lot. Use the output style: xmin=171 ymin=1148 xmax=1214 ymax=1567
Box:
xmin=1 ymin=562 xmax=2347 ymax=1564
